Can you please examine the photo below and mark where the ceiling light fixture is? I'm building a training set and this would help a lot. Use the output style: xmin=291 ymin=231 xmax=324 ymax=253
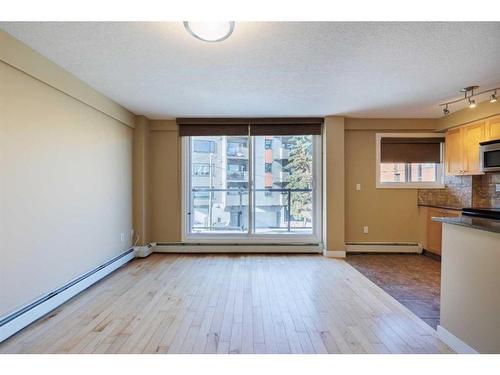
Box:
xmin=439 ymin=85 xmax=500 ymax=116
xmin=183 ymin=21 xmax=235 ymax=42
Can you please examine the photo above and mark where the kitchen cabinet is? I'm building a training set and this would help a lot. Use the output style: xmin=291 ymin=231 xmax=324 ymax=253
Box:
xmin=463 ymin=121 xmax=485 ymax=175
xmin=485 ymin=115 xmax=500 ymax=141
xmin=426 ymin=207 xmax=461 ymax=255
xmin=445 ymin=120 xmax=485 ymax=176
xmin=445 ymin=127 xmax=463 ymax=175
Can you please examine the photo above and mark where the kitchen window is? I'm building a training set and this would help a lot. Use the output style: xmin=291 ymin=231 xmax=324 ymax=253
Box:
xmin=376 ymin=133 xmax=445 ymax=189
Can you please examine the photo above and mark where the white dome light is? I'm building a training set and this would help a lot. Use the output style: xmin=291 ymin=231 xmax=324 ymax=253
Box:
xmin=184 ymin=21 xmax=235 ymax=42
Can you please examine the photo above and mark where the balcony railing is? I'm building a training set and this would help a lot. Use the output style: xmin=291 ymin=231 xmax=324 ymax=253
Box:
xmin=191 ymin=187 xmax=312 ymax=232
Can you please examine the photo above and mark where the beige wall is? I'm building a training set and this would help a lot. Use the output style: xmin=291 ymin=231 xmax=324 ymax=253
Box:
xmin=0 ymin=61 xmax=133 ymax=316
xmin=133 ymin=115 xmax=150 ymax=245
xmin=324 ymin=117 xmax=345 ymax=252
xmin=345 ymin=129 xmax=420 ymax=243
xmin=344 ymin=119 xmax=438 ymax=244
xmin=345 ymin=118 xmax=437 ymax=131
xmin=0 ymin=30 xmax=135 ymax=128
xmin=147 ymin=120 xmax=182 ymax=242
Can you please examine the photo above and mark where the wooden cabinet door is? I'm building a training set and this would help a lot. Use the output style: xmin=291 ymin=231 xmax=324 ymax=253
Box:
xmin=462 ymin=121 xmax=485 ymax=175
xmin=486 ymin=116 xmax=500 ymax=141
xmin=445 ymin=127 xmax=464 ymax=176
xmin=426 ymin=208 xmax=443 ymax=254
xmin=426 ymin=208 xmax=461 ymax=255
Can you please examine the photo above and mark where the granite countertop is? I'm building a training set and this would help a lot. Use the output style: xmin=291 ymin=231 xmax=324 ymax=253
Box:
xmin=432 ymin=216 xmax=500 ymax=234
xmin=418 ymin=203 xmax=463 ymax=211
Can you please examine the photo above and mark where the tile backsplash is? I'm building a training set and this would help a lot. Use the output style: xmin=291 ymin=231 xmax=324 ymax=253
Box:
xmin=418 ymin=175 xmax=472 ymax=208
xmin=418 ymin=172 xmax=500 ymax=208
xmin=472 ymin=173 xmax=500 ymax=208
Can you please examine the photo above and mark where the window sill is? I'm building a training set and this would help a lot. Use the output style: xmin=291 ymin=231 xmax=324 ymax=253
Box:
xmin=376 ymin=183 xmax=445 ymax=189
xmin=183 ymin=234 xmax=321 ymax=244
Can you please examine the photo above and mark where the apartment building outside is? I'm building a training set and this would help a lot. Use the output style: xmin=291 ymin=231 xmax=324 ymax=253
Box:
xmin=190 ymin=135 xmax=313 ymax=234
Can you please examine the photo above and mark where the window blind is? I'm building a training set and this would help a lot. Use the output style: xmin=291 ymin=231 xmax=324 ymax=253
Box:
xmin=380 ymin=137 xmax=444 ymax=163
xmin=177 ymin=118 xmax=323 ymax=137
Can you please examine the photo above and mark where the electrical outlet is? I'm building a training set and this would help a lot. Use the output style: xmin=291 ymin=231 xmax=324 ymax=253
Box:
xmin=363 ymin=226 xmax=369 ymax=234
xmin=120 ymin=233 xmax=125 ymax=242
xmin=496 ymin=184 xmax=500 ymax=193
xmin=356 ymin=183 xmax=361 ymax=191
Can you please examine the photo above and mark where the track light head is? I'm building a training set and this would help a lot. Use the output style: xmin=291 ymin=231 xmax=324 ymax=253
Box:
xmin=468 ymin=98 xmax=476 ymax=109
xmin=490 ymin=91 xmax=498 ymax=103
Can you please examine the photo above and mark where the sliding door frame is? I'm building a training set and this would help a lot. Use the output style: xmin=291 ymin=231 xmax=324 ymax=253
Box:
xmin=181 ymin=135 xmax=322 ymax=244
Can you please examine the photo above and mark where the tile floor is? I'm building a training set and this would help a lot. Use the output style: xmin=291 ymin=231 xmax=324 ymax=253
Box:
xmin=345 ymin=253 xmax=441 ymax=329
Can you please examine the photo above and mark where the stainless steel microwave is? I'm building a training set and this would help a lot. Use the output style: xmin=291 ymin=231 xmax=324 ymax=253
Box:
xmin=480 ymin=139 xmax=500 ymax=172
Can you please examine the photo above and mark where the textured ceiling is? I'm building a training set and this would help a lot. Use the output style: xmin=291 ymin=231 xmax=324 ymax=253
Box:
xmin=2 ymin=22 xmax=500 ymax=118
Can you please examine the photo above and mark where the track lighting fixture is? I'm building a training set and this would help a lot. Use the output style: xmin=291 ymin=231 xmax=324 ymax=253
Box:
xmin=439 ymin=86 xmax=500 ymax=116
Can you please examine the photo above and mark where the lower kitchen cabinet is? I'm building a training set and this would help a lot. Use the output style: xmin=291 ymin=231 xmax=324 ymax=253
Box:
xmin=426 ymin=207 xmax=461 ymax=255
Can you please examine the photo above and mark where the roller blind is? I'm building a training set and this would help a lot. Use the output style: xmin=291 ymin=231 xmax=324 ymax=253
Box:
xmin=249 ymin=118 xmax=323 ymax=136
xmin=177 ymin=118 xmax=248 ymax=136
xmin=380 ymin=137 xmax=444 ymax=163
xmin=177 ymin=118 xmax=323 ymax=137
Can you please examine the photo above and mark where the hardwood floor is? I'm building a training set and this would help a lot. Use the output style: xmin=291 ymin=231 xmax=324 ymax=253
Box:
xmin=0 ymin=254 xmax=452 ymax=354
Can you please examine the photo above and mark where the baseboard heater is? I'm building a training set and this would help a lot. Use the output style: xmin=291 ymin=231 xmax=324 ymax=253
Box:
xmin=345 ymin=242 xmax=422 ymax=253
xmin=0 ymin=248 xmax=135 ymax=343
xmin=154 ymin=242 xmax=323 ymax=254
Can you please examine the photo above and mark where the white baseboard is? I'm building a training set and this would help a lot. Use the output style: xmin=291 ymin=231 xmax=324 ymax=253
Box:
xmin=154 ymin=243 xmax=322 ymax=254
xmin=0 ymin=249 xmax=135 ymax=343
xmin=345 ymin=242 xmax=422 ymax=253
xmin=437 ymin=325 xmax=478 ymax=354
xmin=324 ymin=250 xmax=346 ymax=258
xmin=134 ymin=244 xmax=154 ymax=258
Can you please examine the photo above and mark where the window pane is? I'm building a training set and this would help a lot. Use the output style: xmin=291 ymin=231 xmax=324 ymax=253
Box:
xmin=253 ymin=135 xmax=313 ymax=234
xmin=193 ymin=163 xmax=211 ymax=177
xmin=191 ymin=136 xmax=248 ymax=233
xmin=410 ymin=163 xmax=437 ymax=182
xmin=193 ymin=140 xmax=216 ymax=153
xmin=380 ymin=163 xmax=406 ymax=183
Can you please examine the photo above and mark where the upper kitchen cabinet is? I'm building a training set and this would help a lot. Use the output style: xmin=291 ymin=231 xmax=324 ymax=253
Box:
xmin=445 ymin=127 xmax=464 ymax=175
xmin=445 ymin=120 xmax=486 ymax=176
xmin=486 ymin=115 xmax=500 ymax=141
xmin=463 ymin=121 xmax=485 ymax=175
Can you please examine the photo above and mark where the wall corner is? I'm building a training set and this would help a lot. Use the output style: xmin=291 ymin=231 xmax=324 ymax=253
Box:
xmin=323 ymin=116 xmax=346 ymax=253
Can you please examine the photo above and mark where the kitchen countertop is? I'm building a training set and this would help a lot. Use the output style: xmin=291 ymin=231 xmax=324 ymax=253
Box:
xmin=418 ymin=203 xmax=463 ymax=211
xmin=432 ymin=216 xmax=500 ymax=234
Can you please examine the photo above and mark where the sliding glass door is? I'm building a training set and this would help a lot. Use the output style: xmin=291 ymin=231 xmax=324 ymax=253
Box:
xmin=252 ymin=135 xmax=314 ymax=235
xmin=184 ymin=134 xmax=321 ymax=242
xmin=190 ymin=135 xmax=250 ymax=234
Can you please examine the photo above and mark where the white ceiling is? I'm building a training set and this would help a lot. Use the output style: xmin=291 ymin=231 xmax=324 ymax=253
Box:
xmin=2 ymin=22 xmax=500 ymax=118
